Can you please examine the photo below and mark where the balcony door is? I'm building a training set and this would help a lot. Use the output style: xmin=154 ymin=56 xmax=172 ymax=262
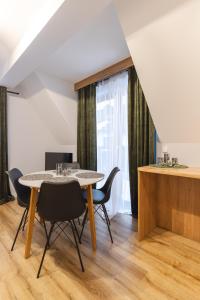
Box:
xmin=96 ymin=71 xmax=131 ymax=217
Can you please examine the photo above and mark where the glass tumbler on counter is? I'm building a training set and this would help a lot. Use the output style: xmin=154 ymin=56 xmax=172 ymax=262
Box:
xmin=157 ymin=157 xmax=164 ymax=165
xmin=172 ymin=157 xmax=178 ymax=166
xmin=163 ymin=152 xmax=170 ymax=163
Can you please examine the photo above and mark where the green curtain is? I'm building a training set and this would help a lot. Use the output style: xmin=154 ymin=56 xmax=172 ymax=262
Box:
xmin=77 ymin=84 xmax=97 ymax=170
xmin=128 ymin=67 xmax=155 ymax=217
xmin=0 ymin=86 xmax=12 ymax=204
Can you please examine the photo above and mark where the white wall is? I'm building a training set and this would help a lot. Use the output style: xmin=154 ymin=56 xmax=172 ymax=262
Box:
xmin=8 ymin=72 xmax=77 ymax=176
xmin=36 ymin=71 xmax=77 ymax=145
xmin=114 ymin=0 xmax=200 ymax=166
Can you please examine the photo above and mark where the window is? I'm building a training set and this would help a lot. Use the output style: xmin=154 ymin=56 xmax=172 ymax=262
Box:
xmin=96 ymin=71 xmax=131 ymax=217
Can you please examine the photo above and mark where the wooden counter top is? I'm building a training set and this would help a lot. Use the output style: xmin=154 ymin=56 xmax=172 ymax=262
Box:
xmin=138 ymin=166 xmax=200 ymax=180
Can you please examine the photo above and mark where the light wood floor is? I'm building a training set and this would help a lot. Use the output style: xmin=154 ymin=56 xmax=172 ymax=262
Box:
xmin=1 ymin=201 xmax=200 ymax=300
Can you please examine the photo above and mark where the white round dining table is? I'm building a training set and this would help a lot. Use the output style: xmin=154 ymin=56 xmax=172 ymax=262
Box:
xmin=19 ymin=169 xmax=104 ymax=258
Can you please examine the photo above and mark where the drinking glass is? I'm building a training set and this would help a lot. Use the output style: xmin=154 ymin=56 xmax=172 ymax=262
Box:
xmin=56 ymin=163 xmax=63 ymax=175
xmin=157 ymin=157 xmax=164 ymax=165
xmin=67 ymin=167 xmax=72 ymax=175
xmin=172 ymin=157 xmax=178 ymax=166
xmin=62 ymin=163 xmax=67 ymax=176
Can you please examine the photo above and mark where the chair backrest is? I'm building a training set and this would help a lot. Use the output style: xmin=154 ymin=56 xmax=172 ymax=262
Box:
xmin=7 ymin=168 xmax=30 ymax=206
xmin=100 ymin=167 xmax=120 ymax=203
xmin=37 ymin=180 xmax=85 ymax=222
xmin=64 ymin=162 xmax=80 ymax=169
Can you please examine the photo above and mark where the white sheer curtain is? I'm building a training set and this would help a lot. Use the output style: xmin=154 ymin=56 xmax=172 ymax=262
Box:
xmin=96 ymin=71 xmax=131 ymax=217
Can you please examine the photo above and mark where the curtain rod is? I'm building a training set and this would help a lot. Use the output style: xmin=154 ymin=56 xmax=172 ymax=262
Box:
xmin=7 ymin=90 xmax=20 ymax=95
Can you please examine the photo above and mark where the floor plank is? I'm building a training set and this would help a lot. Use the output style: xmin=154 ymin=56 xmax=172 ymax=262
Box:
xmin=1 ymin=201 xmax=200 ymax=299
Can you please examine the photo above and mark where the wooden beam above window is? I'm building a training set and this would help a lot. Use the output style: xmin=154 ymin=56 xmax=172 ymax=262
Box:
xmin=74 ymin=56 xmax=133 ymax=91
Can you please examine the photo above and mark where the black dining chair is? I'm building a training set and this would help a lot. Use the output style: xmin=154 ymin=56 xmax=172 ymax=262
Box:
xmin=80 ymin=167 xmax=120 ymax=243
xmin=8 ymin=168 xmax=49 ymax=251
xmin=7 ymin=168 xmax=31 ymax=251
xmin=36 ymin=180 xmax=86 ymax=278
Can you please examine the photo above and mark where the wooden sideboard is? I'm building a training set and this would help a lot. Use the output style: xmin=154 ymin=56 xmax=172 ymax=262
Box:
xmin=138 ymin=166 xmax=200 ymax=242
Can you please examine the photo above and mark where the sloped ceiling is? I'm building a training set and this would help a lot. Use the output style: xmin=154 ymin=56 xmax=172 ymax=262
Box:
xmin=39 ymin=4 xmax=130 ymax=82
xmin=0 ymin=1 xmax=130 ymax=87
xmin=0 ymin=0 xmax=112 ymax=88
xmin=114 ymin=0 xmax=200 ymax=143
xmin=0 ymin=0 xmax=49 ymax=52
xmin=0 ymin=0 xmax=50 ymax=74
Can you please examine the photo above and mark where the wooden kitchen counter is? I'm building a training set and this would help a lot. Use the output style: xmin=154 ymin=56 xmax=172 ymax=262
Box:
xmin=138 ymin=166 xmax=200 ymax=242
